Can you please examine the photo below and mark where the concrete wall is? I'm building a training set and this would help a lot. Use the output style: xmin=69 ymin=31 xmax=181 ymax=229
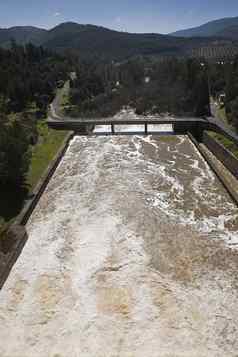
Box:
xmin=0 ymin=225 xmax=28 ymax=290
xmin=203 ymin=132 xmax=238 ymax=179
xmin=189 ymin=132 xmax=238 ymax=206
xmin=0 ymin=132 xmax=74 ymax=289
xmin=16 ymin=132 xmax=74 ymax=226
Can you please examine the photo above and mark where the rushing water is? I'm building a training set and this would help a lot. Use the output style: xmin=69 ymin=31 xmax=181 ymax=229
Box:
xmin=94 ymin=124 xmax=173 ymax=134
xmin=0 ymin=131 xmax=238 ymax=356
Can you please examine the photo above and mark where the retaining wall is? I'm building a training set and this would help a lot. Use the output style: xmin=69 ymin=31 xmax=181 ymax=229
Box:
xmin=203 ymin=132 xmax=238 ymax=179
xmin=16 ymin=131 xmax=74 ymax=226
xmin=0 ymin=131 xmax=74 ymax=289
xmin=189 ymin=132 xmax=238 ymax=206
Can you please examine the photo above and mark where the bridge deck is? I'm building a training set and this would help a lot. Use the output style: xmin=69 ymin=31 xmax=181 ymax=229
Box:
xmin=47 ymin=115 xmax=238 ymax=147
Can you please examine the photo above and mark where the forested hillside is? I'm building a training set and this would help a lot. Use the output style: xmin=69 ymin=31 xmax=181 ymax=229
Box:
xmin=222 ymin=60 xmax=238 ymax=131
xmin=0 ymin=43 xmax=72 ymax=234
xmin=0 ymin=22 xmax=236 ymax=61
xmin=0 ymin=43 xmax=70 ymax=187
xmin=191 ymin=45 xmax=238 ymax=61
xmin=68 ymin=57 xmax=210 ymax=118
xmin=209 ymin=58 xmax=238 ymax=132
xmin=0 ymin=26 xmax=47 ymax=48
xmin=0 ymin=41 xmax=70 ymax=114
xmin=171 ymin=16 xmax=238 ymax=39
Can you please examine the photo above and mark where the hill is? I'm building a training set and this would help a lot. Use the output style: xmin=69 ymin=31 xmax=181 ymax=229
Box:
xmin=215 ymin=25 xmax=238 ymax=40
xmin=170 ymin=16 xmax=238 ymax=39
xmin=0 ymin=22 xmax=188 ymax=59
xmin=0 ymin=22 xmax=237 ymax=61
xmin=0 ymin=26 xmax=47 ymax=47
xmin=43 ymin=22 xmax=192 ymax=59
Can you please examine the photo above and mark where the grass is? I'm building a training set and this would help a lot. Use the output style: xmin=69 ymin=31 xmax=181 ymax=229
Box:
xmin=27 ymin=121 xmax=68 ymax=190
xmin=0 ymin=120 xmax=68 ymax=239
xmin=214 ymin=104 xmax=236 ymax=131
xmin=217 ymin=107 xmax=227 ymax=125
xmin=208 ymin=131 xmax=238 ymax=160
xmin=0 ymin=84 xmax=69 ymax=241
xmin=61 ymin=92 xmax=70 ymax=107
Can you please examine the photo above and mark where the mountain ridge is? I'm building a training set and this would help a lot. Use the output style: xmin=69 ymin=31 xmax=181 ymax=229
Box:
xmin=0 ymin=21 xmax=237 ymax=60
xmin=170 ymin=16 xmax=238 ymax=39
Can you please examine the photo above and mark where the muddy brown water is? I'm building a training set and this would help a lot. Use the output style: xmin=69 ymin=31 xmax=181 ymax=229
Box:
xmin=0 ymin=134 xmax=238 ymax=356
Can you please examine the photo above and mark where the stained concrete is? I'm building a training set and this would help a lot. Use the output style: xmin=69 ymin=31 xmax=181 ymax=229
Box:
xmin=0 ymin=133 xmax=238 ymax=356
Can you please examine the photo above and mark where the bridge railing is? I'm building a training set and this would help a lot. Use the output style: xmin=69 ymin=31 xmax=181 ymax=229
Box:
xmin=47 ymin=117 xmax=204 ymax=138
xmin=47 ymin=116 xmax=238 ymax=147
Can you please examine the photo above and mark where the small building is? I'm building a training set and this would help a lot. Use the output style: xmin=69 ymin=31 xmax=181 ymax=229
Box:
xmin=218 ymin=93 xmax=226 ymax=106
xmin=145 ymin=76 xmax=150 ymax=84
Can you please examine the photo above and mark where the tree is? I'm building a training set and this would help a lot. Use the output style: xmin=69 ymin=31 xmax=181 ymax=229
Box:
xmin=0 ymin=115 xmax=31 ymax=186
xmin=227 ymin=97 xmax=238 ymax=130
xmin=194 ymin=71 xmax=211 ymax=117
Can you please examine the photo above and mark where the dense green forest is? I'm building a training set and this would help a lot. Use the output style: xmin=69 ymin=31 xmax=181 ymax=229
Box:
xmin=0 ymin=43 xmax=71 ymax=231
xmin=68 ymin=57 xmax=211 ymax=118
xmin=209 ymin=58 xmax=238 ymax=131
xmin=0 ymin=41 xmax=71 ymax=114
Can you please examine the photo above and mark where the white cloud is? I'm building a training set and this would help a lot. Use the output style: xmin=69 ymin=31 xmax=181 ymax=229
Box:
xmin=53 ymin=12 xmax=61 ymax=17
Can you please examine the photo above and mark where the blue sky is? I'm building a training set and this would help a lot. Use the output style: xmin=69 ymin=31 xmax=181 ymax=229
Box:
xmin=1 ymin=0 xmax=238 ymax=33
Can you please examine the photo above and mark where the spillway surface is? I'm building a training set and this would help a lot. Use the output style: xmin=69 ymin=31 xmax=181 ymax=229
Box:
xmin=1 ymin=134 xmax=238 ymax=357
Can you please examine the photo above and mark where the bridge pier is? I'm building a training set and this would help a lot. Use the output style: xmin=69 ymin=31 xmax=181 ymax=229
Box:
xmin=173 ymin=122 xmax=189 ymax=136
xmin=173 ymin=122 xmax=204 ymax=142
xmin=145 ymin=123 xmax=148 ymax=135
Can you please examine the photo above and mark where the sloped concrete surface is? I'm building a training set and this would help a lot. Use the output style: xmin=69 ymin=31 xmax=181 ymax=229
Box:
xmin=0 ymin=134 xmax=238 ymax=356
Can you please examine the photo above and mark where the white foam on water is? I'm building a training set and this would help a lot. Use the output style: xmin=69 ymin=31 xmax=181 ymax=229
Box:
xmin=114 ymin=124 xmax=145 ymax=132
xmin=0 ymin=133 xmax=238 ymax=356
xmin=93 ymin=125 xmax=112 ymax=133
xmin=120 ymin=134 xmax=238 ymax=248
xmin=148 ymin=124 xmax=173 ymax=132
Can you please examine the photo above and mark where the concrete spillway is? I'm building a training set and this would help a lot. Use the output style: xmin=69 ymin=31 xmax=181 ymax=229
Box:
xmin=0 ymin=133 xmax=238 ymax=356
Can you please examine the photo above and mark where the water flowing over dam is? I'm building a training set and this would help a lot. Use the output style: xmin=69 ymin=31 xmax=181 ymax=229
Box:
xmin=0 ymin=129 xmax=238 ymax=356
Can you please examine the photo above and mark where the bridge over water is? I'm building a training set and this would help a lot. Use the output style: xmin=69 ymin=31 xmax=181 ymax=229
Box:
xmin=0 ymin=117 xmax=238 ymax=356
xmin=47 ymin=114 xmax=238 ymax=145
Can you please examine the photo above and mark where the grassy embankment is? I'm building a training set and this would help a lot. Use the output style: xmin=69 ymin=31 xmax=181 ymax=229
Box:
xmin=27 ymin=121 xmax=67 ymax=189
xmin=0 ymin=121 xmax=67 ymax=239
xmin=209 ymin=131 xmax=238 ymax=160
xmin=209 ymin=106 xmax=238 ymax=160
xmin=0 ymin=89 xmax=69 ymax=241
xmin=216 ymin=106 xmax=226 ymax=122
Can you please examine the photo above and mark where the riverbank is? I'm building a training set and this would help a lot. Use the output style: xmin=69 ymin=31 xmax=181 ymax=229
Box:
xmin=209 ymin=130 xmax=238 ymax=160
xmin=0 ymin=121 xmax=68 ymax=239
